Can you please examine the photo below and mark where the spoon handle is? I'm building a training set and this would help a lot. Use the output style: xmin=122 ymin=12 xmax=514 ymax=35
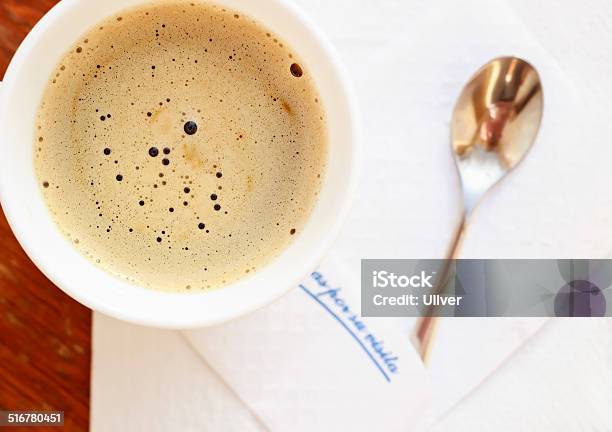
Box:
xmin=413 ymin=216 xmax=466 ymax=362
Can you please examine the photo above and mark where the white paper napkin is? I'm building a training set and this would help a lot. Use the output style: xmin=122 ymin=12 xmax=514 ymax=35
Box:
xmin=91 ymin=0 xmax=612 ymax=430
xmin=429 ymin=319 xmax=612 ymax=431
xmin=92 ymin=258 xmax=430 ymax=431
xmin=184 ymin=258 xmax=429 ymax=431
xmin=91 ymin=314 xmax=265 ymax=431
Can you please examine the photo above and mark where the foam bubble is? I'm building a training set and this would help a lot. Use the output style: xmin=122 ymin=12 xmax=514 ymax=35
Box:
xmin=290 ymin=63 xmax=303 ymax=78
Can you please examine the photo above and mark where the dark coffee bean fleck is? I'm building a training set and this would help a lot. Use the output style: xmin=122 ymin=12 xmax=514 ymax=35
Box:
xmin=149 ymin=147 xmax=159 ymax=157
xmin=210 ymin=193 xmax=217 ymax=201
xmin=157 ymin=237 xmax=162 ymax=243
xmin=162 ymin=158 xmax=170 ymax=166
xmin=214 ymin=204 xmax=221 ymax=211
xmin=103 ymin=148 xmax=111 ymax=155
xmin=198 ymin=223 xmax=205 ymax=230
xmin=183 ymin=201 xmax=188 ymax=206
xmin=290 ymin=228 xmax=296 ymax=235
xmin=100 ymin=116 xmax=106 ymax=121
xmin=216 ymin=172 xmax=222 ymax=178
xmin=169 ymin=207 xmax=174 ymax=212
xmin=184 ymin=187 xmax=190 ymax=193
xmin=184 ymin=121 xmax=198 ymax=135
xmin=116 ymin=174 xmax=123 ymax=181
xmin=43 ymin=181 xmax=50 ymax=188
xmin=139 ymin=200 xmax=145 ymax=206
xmin=147 ymin=112 xmax=152 ymax=117
xmin=163 ymin=147 xmax=171 ymax=155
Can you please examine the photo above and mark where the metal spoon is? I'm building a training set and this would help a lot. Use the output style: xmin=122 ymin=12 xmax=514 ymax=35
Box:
xmin=413 ymin=57 xmax=544 ymax=361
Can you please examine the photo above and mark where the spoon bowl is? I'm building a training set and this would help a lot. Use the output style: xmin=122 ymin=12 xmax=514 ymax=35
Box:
xmin=451 ymin=57 xmax=543 ymax=212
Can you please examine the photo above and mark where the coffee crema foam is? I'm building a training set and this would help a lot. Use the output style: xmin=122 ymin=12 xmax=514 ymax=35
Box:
xmin=35 ymin=1 xmax=327 ymax=292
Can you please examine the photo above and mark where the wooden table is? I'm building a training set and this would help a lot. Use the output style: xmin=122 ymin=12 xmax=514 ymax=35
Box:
xmin=0 ymin=3 xmax=91 ymax=431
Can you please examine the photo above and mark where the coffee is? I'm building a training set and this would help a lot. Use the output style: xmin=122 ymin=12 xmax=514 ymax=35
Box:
xmin=35 ymin=1 xmax=327 ymax=292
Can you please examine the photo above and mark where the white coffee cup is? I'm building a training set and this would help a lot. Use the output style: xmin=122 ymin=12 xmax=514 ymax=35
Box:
xmin=0 ymin=0 xmax=359 ymax=328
